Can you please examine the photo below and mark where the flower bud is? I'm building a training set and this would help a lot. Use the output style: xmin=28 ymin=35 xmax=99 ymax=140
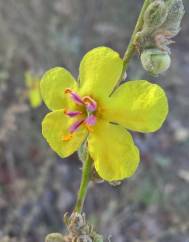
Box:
xmin=163 ymin=0 xmax=185 ymax=35
xmin=45 ymin=233 xmax=64 ymax=242
xmin=93 ymin=234 xmax=104 ymax=242
xmin=78 ymin=141 xmax=88 ymax=163
xmin=141 ymin=48 xmax=171 ymax=75
xmin=143 ymin=1 xmax=168 ymax=29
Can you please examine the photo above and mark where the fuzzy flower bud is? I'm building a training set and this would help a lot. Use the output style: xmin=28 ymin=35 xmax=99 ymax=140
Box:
xmin=163 ymin=0 xmax=185 ymax=35
xmin=45 ymin=233 xmax=64 ymax=242
xmin=141 ymin=48 xmax=171 ymax=75
xmin=143 ymin=1 xmax=168 ymax=29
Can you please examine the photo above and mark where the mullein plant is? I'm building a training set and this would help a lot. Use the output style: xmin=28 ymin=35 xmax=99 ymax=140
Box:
xmin=40 ymin=0 xmax=185 ymax=241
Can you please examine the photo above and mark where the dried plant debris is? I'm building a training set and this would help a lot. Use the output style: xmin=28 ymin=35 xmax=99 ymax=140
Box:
xmin=45 ymin=213 xmax=103 ymax=242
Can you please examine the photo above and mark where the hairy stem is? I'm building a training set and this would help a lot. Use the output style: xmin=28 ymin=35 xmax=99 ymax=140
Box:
xmin=74 ymin=155 xmax=93 ymax=213
xmin=120 ymin=0 xmax=151 ymax=80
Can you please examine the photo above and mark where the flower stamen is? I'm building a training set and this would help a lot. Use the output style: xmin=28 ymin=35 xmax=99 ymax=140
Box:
xmin=85 ymin=115 xmax=96 ymax=126
xmin=64 ymin=88 xmax=84 ymax=105
xmin=82 ymin=96 xmax=97 ymax=112
xmin=84 ymin=115 xmax=96 ymax=133
xmin=69 ymin=119 xmax=85 ymax=133
xmin=64 ymin=109 xmax=83 ymax=117
xmin=62 ymin=119 xmax=84 ymax=142
xmin=64 ymin=90 xmax=98 ymax=137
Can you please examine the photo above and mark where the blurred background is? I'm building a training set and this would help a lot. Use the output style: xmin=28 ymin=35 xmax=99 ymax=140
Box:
xmin=0 ymin=1 xmax=189 ymax=242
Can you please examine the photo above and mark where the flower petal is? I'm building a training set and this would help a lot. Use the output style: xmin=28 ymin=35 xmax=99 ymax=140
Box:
xmin=88 ymin=120 xmax=140 ymax=181
xmin=79 ymin=47 xmax=123 ymax=100
xmin=40 ymin=67 xmax=77 ymax=110
xmin=29 ymin=87 xmax=42 ymax=108
xmin=42 ymin=110 xmax=87 ymax=158
xmin=104 ymin=80 xmax=168 ymax=132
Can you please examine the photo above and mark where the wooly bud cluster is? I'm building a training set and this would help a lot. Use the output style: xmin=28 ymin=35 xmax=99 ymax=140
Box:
xmin=136 ymin=0 xmax=185 ymax=75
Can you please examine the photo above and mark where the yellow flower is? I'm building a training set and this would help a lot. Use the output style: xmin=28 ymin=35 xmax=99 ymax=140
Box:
xmin=40 ymin=47 xmax=168 ymax=181
xmin=25 ymin=71 xmax=42 ymax=108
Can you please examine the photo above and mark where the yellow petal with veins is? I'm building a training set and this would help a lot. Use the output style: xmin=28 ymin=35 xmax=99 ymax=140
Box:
xmin=40 ymin=67 xmax=77 ymax=111
xmin=79 ymin=47 xmax=123 ymax=101
xmin=88 ymin=120 xmax=140 ymax=181
xmin=42 ymin=110 xmax=87 ymax=158
xmin=104 ymin=80 xmax=168 ymax=132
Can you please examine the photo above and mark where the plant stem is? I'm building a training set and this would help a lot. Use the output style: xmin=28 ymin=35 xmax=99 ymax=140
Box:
xmin=120 ymin=0 xmax=151 ymax=79
xmin=74 ymin=155 xmax=93 ymax=213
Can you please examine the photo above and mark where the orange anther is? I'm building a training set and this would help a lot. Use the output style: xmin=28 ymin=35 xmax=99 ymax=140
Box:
xmin=82 ymin=96 xmax=93 ymax=104
xmin=64 ymin=88 xmax=72 ymax=94
xmin=62 ymin=134 xmax=73 ymax=141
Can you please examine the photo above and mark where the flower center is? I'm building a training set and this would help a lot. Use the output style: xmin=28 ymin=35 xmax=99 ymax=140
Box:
xmin=62 ymin=88 xmax=97 ymax=141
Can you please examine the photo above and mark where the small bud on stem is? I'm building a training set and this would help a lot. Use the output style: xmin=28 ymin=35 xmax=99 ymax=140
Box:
xmin=141 ymin=48 xmax=171 ymax=75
